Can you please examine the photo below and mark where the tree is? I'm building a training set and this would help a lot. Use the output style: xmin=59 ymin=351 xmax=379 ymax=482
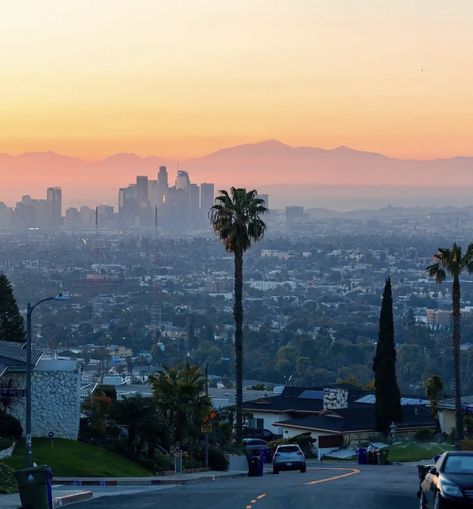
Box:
xmin=426 ymin=243 xmax=473 ymax=448
xmin=373 ymin=277 xmax=402 ymax=433
xmin=425 ymin=375 xmax=444 ymax=423
xmin=149 ymin=364 xmax=211 ymax=446
xmin=109 ymin=394 xmax=156 ymax=458
xmin=0 ymin=273 xmax=25 ymax=342
xmin=210 ymin=188 xmax=267 ymax=441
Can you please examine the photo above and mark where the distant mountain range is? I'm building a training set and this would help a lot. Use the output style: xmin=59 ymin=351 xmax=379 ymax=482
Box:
xmin=1 ymin=140 xmax=473 ymax=208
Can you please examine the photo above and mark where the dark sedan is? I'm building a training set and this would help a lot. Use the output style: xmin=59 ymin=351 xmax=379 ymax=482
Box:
xmin=418 ymin=451 xmax=473 ymax=508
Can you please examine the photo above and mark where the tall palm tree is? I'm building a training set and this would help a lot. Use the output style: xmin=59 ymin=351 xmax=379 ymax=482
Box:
xmin=426 ymin=242 xmax=473 ymax=449
xmin=210 ymin=188 xmax=268 ymax=441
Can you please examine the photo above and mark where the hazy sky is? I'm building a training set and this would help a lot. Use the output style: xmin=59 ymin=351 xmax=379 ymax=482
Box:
xmin=1 ymin=0 xmax=472 ymax=159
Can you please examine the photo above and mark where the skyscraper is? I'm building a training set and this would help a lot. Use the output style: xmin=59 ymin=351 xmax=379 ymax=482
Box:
xmin=200 ymin=183 xmax=214 ymax=213
xmin=157 ymin=166 xmax=168 ymax=209
xmin=136 ymin=176 xmax=149 ymax=203
xmin=175 ymin=170 xmax=190 ymax=192
xmin=190 ymin=184 xmax=200 ymax=213
xmin=46 ymin=187 xmax=62 ymax=226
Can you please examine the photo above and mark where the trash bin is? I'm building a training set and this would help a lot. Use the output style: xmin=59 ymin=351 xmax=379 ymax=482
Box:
xmin=356 ymin=448 xmax=367 ymax=465
xmin=367 ymin=450 xmax=378 ymax=465
xmin=377 ymin=449 xmax=389 ymax=465
xmin=248 ymin=456 xmax=264 ymax=477
xmin=15 ymin=464 xmax=53 ymax=509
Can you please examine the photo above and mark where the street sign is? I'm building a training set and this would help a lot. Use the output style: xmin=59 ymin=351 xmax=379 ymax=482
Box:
xmin=0 ymin=388 xmax=25 ymax=397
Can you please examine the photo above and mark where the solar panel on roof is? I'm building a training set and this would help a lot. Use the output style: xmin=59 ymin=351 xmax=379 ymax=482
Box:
xmin=298 ymin=390 xmax=323 ymax=400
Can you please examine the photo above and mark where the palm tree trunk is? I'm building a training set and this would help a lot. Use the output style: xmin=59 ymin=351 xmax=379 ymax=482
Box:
xmin=234 ymin=248 xmax=244 ymax=443
xmin=452 ymin=274 xmax=464 ymax=449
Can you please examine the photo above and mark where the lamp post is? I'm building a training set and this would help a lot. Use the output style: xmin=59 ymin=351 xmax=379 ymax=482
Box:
xmin=25 ymin=293 xmax=68 ymax=468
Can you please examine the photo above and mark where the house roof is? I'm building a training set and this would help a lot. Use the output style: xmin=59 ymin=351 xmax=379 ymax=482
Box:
xmin=243 ymin=384 xmax=370 ymax=414
xmin=0 ymin=340 xmax=43 ymax=373
xmin=438 ymin=396 xmax=473 ymax=411
xmin=274 ymin=404 xmax=435 ymax=434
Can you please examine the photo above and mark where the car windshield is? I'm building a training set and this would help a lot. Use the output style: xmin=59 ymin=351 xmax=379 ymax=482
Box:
xmin=278 ymin=446 xmax=299 ymax=453
xmin=245 ymin=439 xmax=266 ymax=446
xmin=444 ymin=456 xmax=473 ymax=474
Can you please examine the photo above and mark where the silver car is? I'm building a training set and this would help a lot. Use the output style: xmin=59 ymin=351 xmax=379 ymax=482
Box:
xmin=273 ymin=444 xmax=306 ymax=474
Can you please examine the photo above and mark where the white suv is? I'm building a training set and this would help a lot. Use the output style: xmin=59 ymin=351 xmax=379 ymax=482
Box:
xmin=273 ymin=444 xmax=306 ymax=474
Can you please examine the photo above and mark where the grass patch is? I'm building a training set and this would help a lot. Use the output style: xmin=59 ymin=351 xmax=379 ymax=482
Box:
xmin=5 ymin=438 xmax=152 ymax=477
xmin=387 ymin=442 xmax=454 ymax=462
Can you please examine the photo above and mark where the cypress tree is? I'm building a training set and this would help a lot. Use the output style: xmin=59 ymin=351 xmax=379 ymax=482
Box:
xmin=373 ymin=277 xmax=402 ymax=432
xmin=0 ymin=273 xmax=25 ymax=343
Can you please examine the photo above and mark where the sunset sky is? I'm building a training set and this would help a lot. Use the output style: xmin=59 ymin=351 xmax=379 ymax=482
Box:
xmin=1 ymin=0 xmax=472 ymax=160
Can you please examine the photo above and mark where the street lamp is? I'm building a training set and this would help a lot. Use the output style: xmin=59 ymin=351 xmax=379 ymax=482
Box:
xmin=25 ymin=293 xmax=69 ymax=467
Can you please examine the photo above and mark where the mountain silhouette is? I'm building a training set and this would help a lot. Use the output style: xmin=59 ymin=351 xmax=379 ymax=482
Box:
xmin=0 ymin=141 xmax=472 ymax=207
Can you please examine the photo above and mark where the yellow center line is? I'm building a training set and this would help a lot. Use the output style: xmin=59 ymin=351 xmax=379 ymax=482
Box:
xmin=305 ymin=467 xmax=360 ymax=486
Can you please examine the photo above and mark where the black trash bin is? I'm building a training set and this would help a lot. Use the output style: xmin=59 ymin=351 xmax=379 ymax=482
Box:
xmin=15 ymin=464 xmax=53 ymax=509
xmin=248 ymin=456 xmax=264 ymax=477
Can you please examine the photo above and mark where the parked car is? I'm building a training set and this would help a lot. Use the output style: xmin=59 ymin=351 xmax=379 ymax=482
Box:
xmin=273 ymin=444 xmax=306 ymax=474
xmin=243 ymin=427 xmax=282 ymax=442
xmin=243 ymin=438 xmax=268 ymax=455
xmin=418 ymin=451 xmax=473 ymax=508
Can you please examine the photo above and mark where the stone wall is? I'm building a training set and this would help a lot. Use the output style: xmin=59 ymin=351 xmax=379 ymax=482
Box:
xmin=6 ymin=360 xmax=80 ymax=440
xmin=323 ymin=388 xmax=348 ymax=410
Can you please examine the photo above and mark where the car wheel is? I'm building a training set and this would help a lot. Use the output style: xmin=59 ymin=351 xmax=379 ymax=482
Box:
xmin=300 ymin=465 xmax=306 ymax=473
xmin=273 ymin=468 xmax=279 ymax=474
xmin=419 ymin=491 xmax=426 ymax=509
xmin=434 ymin=492 xmax=445 ymax=509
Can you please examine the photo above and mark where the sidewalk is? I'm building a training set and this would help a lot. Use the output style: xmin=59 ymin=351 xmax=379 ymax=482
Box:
xmin=54 ymin=469 xmax=248 ymax=486
xmin=0 ymin=470 xmax=248 ymax=508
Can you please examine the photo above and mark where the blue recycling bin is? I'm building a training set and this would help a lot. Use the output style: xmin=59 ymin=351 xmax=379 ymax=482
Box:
xmin=356 ymin=448 xmax=367 ymax=465
xmin=248 ymin=455 xmax=264 ymax=477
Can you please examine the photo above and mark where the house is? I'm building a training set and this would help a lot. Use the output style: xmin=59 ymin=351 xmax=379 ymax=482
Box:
xmin=437 ymin=396 xmax=473 ymax=435
xmin=0 ymin=340 xmax=80 ymax=439
xmin=243 ymin=384 xmax=434 ymax=448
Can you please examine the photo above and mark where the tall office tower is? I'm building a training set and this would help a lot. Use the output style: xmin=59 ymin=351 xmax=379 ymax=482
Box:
xmin=200 ymin=183 xmax=215 ymax=213
xmin=175 ymin=170 xmax=190 ymax=191
xmin=285 ymin=206 xmax=304 ymax=223
xmin=47 ymin=187 xmax=62 ymax=226
xmin=148 ymin=179 xmax=158 ymax=208
xmin=189 ymin=184 xmax=200 ymax=213
xmin=136 ymin=176 xmax=149 ymax=203
xmin=118 ymin=184 xmax=138 ymax=226
xmin=157 ymin=166 xmax=169 ymax=208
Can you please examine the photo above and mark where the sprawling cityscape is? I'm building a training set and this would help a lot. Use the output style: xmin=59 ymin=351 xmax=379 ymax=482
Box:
xmin=2 ymin=1 xmax=473 ymax=508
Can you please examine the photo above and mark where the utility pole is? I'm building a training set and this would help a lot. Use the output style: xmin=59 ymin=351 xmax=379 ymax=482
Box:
xmin=204 ymin=363 xmax=209 ymax=468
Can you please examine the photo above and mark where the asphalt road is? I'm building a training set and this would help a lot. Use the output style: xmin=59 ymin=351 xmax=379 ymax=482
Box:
xmin=71 ymin=463 xmax=420 ymax=509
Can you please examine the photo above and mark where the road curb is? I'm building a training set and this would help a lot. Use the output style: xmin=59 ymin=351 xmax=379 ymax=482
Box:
xmin=54 ymin=472 xmax=248 ymax=487
xmin=53 ymin=491 xmax=93 ymax=508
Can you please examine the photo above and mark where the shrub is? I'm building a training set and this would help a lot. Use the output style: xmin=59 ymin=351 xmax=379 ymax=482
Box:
xmin=0 ymin=437 xmax=14 ymax=451
xmin=208 ymin=447 xmax=228 ymax=471
xmin=0 ymin=462 xmax=17 ymax=494
xmin=461 ymin=439 xmax=473 ymax=451
xmin=0 ymin=411 xmax=22 ymax=440
xmin=415 ymin=429 xmax=434 ymax=442
xmin=153 ymin=453 xmax=174 ymax=473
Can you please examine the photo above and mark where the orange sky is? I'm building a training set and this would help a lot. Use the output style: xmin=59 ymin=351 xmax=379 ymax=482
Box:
xmin=1 ymin=1 xmax=472 ymax=160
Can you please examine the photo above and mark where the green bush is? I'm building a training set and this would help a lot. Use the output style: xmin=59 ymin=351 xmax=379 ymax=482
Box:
xmin=415 ymin=429 xmax=434 ymax=442
xmin=208 ymin=447 xmax=228 ymax=471
xmin=267 ymin=433 xmax=315 ymax=458
xmin=0 ymin=411 xmax=22 ymax=440
xmin=0 ymin=461 xmax=17 ymax=494
xmin=0 ymin=437 xmax=14 ymax=451
xmin=153 ymin=453 xmax=174 ymax=473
